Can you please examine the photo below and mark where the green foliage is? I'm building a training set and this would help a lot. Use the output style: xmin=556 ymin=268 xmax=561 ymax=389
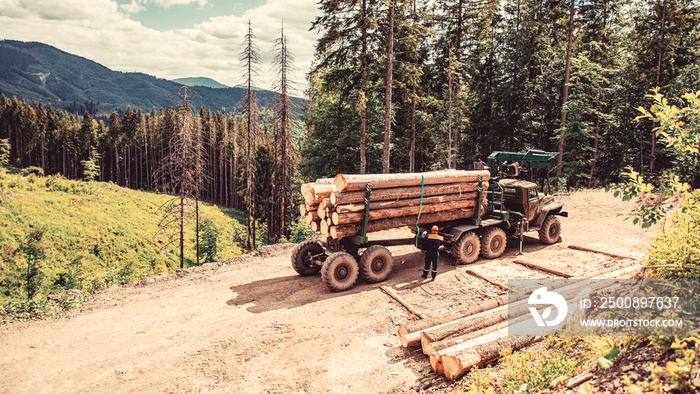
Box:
xmin=0 ymin=169 xmax=245 ymax=310
xmin=609 ymin=89 xmax=698 ymax=228
xmin=0 ymin=139 xmax=9 ymax=166
xmin=81 ymin=150 xmax=101 ymax=182
xmin=20 ymin=167 xmax=44 ymax=177
xmin=460 ymin=346 xmax=581 ymax=394
xmin=200 ymin=218 xmax=219 ymax=265
xmin=289 ymin=215 xmax=317 ymax=243
xmin=20 ymin=226 xmax=47 ymax=299
xmin=625 ymin=337 xmax=699 ymax=393
xmin=0 ymin=292 xmax=87 ymax=324
xmin=646 ymin=190 xmax=700 ymax=279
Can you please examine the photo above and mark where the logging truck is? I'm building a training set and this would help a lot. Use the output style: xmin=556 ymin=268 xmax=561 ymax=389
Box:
xmin=292 ymin=149 xmax=567 ymax=292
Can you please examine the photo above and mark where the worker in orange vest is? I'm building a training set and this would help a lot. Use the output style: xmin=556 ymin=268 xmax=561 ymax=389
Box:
xmin=420 ymin=225 xmax=444 ymax=280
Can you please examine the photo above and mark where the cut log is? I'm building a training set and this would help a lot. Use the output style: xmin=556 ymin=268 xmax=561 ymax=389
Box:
xmin=424 ymin=321 xmax=507 ymax=355
xmin=512 ymin=259 xmax=572 ymax=278
xmin=334 ymin=193 xmax=478 ymax=214
xmin=299 ymin=203 xmax=308 ymax=216
xmin=332 ymin=199 xmax=478 ymax=225
xmin=305 ymin=211 xmax=321 ymax=226
xmin=312 ymin=183 xmax=337 ymax=201
xmin=317 ymin=198 xmax=331 ymax=219
xmin=420 ymin=309 xmax=508 ymax=354
xmin=399 ymin=295 xmax=508 ymax=347
xmin=441 ymin=331 xmax=539 ymax=381
xmin=320 ymin=220 xmax=330 ymax=237
xmin=311 ymin=221 xmax=321 ymax=232
xmin=334 ymin=170 xmax=491 ymax=192
xmin=380 ymin=286 xmax=425 ymax=319
xmin=331 ymin=181 xmax=489 ymax=205
xmin=401 ymin=265 xmax=644 ymax=348
xmin=568 ymin=245 xmax=634 ymax=259
xmin=330 ymin=209 xmax=475 ymax=240
xmin=464 ymin=269 xmax=508 ymax=291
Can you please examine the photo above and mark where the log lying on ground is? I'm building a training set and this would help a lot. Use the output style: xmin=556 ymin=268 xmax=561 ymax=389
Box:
xmin=441 ymin=331 xmax=540 ymax=381
xmin=331 ymin=181 xmax=488 ymax=205
xmin=330 ymin=209 xmax=476 ymax=240
xmin=335 ymin=170 xmax=491 ymax=192
xmin=421 ymin=309 xmax=509 ymax=354
xmin=425 ymin=321 xmax=507 ymax=356
xmin=399 ymin=295 xmax=509 ymax=347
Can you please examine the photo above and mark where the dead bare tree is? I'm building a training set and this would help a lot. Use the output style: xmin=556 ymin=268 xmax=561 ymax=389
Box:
xmin=271 ymin=22 xmax=299 ymax=240
xmin=240 ymin=19 xmax=261 ymax=252
xmin=155 ymin=87 xmax=204 ymax=269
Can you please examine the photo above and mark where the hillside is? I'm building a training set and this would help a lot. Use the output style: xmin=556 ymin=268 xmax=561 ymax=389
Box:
xmin=172 ymin=77 xmax=230 ymax=89
xmin=0 ymin=166 xmax=246 ymax=303
xmin=0 ymin=40 xmax=302 ymax=114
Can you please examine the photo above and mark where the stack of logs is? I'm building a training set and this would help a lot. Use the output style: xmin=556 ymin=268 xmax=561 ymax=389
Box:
xmin=397 ymin=264 xmax=643 ymax=382
xmin=300 ymin=170 xmax=491 ymax=240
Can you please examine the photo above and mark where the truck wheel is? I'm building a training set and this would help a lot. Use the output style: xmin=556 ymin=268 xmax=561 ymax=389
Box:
xmin=322 ymin=252 xmax=359 ymax=292
xmin=359 ymin=245 xmax=393 ymax=283
xmin=451 ymin=232 xmax=480 ymax=265
xmin=291 ymin=240 xmax=323 ymax=276
xmin=481 ymin=227 xmax=507 ymax=259
xmin=539 ymin=215 xmax=561 ymax=245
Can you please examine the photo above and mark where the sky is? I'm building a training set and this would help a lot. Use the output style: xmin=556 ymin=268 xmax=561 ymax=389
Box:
xmin=0 ymin=0 xmax=322 ymax=94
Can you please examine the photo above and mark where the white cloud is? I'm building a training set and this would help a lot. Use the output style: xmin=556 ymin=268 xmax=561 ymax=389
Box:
xmin=0 ymin=0 xmax=320 ymax=94
xmin=148 ymin=0 xmax=207 ymax=8
xmin=0 ymin=0 xmax=119 ymax=20
xmin=119 ymin=0 xmax=145 ymax=13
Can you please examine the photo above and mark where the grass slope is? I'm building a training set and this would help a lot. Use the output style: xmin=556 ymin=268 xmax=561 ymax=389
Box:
xmin=0 ymin=167 xmax=246 ymax=302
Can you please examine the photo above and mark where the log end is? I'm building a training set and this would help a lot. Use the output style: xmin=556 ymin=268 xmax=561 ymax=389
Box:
xmin=442 ymin=351 xmax=481 ymax=381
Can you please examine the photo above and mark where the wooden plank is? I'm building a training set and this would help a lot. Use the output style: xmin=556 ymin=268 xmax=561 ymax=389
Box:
xmin=512 ymin=259 xmax=573 ymax=278
xmin=464 ymin=269 xmax=508 ymax=291
xmin=568 ymin=245 xmax=634 ymax=259
xmin=380 ymin=286 xmax=425 ymax=320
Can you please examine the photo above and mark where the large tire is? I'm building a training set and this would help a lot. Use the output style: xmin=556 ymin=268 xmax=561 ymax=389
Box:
xmin=291 ymin=240 xmax=323 ymax=276
xmin=451 ymin=232 xmax=480 ymax=265
xmin=481 ymin=227 xmax=507 ymax=259
xmin=359 ymin=245 xmax=393 ymax=283
xmin=539 ymin=215 xmax=561 ymax=245
xmin=321 ymin=252 xmax=359 ymax=292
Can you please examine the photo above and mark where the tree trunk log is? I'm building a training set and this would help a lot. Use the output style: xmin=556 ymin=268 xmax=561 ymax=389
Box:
xmin=331 ymin=182 xmax=488 ymax=205
xmin=332 ymin=199 xmax=478 ymax=225
xmin=335 ymin=170 xmax=490 ymax=192
xmin=399 ymin=295 xmax=509 ymax=347
xmin=441 ymin=332 xmax=539 ymax=381
xmin=330 ymin=209 xmax=475 ymax=240
xmin=421 ymin=309 xmax=508 ymax=354
xmin=311 ymin=221 xmax=321 ymax=232
xmin=305 ymin=211 xmax=321 ymax=225
xmin=334 ymin=192 xmax=477 ymax=214
xmin=424 ymin=321 xmax=508 ymax=356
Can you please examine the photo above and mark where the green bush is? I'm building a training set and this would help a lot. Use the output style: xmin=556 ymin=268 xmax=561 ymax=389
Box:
xmin=20 ymin=167 xmax=44 ymax=177
xmin=646 ymin=191 xmax=700 ymax=279
xmin=290 ymin=215 xmax=317 ymax=243
xmin=200 ymin=218 xmax=220 ymax=264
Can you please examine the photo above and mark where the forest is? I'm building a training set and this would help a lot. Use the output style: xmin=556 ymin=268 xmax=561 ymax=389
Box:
xmin=1 ymin=0 xmax=700 ymax=244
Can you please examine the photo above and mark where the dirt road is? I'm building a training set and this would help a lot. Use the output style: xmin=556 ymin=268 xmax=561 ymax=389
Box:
xmin=0 ymin=189 xmax=654 ymax=393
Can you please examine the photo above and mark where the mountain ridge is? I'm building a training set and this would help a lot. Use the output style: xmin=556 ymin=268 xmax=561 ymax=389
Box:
xmin=0 ymin=40 xmax=302 ymax=114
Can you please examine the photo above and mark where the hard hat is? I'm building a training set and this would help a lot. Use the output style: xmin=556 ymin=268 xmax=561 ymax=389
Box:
xmin=431 ymin=225 xmax=439 ymax=232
